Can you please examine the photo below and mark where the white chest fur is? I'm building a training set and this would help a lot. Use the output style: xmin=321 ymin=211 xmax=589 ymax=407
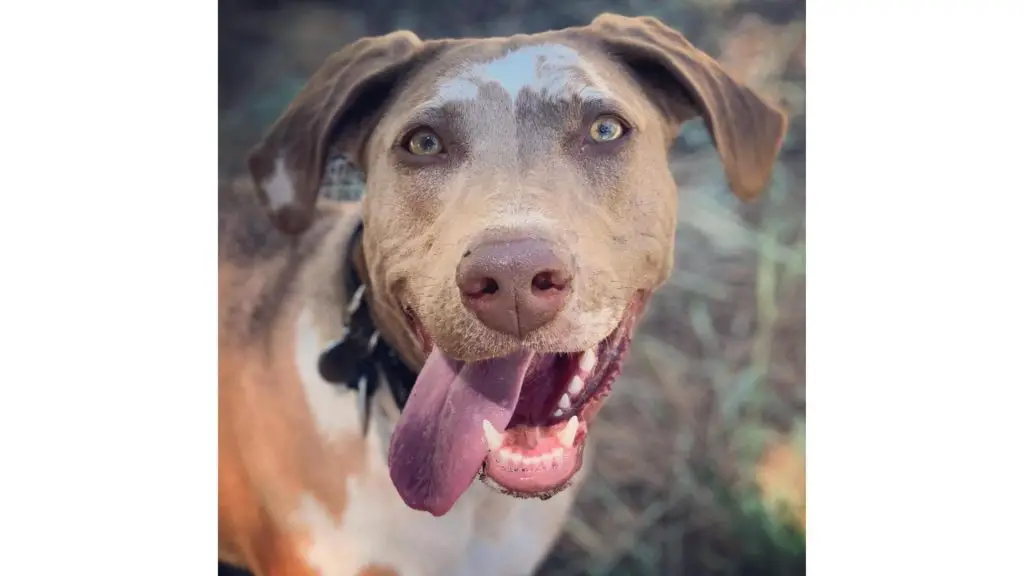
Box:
xmin=291 ymin=308 xmax=580 ymax=576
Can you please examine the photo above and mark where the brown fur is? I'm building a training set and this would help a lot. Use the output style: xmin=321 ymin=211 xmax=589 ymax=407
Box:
xmin=220 ymin=181 xmax=368 ymax=571
xmin=222 ymin=13 xmax=786 ymax=575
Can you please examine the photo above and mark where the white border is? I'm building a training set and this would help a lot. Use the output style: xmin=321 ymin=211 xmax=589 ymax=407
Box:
xmin=0 ymin=0 xmax=216 ymax=573
xmin=0 ymin=0 xmax=1022 ymax=574
xmin=811 ymin=1 xmax=1024 ymax=574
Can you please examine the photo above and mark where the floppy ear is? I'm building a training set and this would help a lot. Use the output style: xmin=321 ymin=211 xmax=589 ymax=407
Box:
xmin=587 ymin=14 xmax=788 ymax=201
xmin=247 ymin=31 xmax=427 ymax=234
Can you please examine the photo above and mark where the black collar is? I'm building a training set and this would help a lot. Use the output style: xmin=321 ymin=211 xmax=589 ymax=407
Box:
xmin=316 ymin=222 xmax=417 ymax=436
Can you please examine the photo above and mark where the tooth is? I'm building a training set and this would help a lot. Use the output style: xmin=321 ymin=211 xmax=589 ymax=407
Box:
xmin=557 ymin=416 xmax=579 ymax=448
xmin=553 ymin=408 xmax=564 ymax=418
xmin=552 ymin=447 xmax=565 ymax=465
xmin=568 ymin=375 xmax=584 ymax=396
xmin=482 ymin=419 xmax=502 ymax=451
xmin=558 ymin=393 xmax=572 ymax=409
xmin=581 ymin=348 xmax=596 ymax=372
xmin=510 ymin=452 xmax=523 ymax=464
xmin=541 ymin=453 xmax=554 ymax=468
xmin=495 ymin=450 xmax=508 ymax=465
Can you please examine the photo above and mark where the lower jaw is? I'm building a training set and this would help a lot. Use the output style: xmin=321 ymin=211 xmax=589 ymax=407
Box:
xmin=478 ymin=408 xmax=592 ymax=498
xmin=480 ymin=443 xmax=583 ymax=496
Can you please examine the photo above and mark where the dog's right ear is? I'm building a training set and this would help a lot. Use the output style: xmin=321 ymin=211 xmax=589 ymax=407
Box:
xmin=586 ymin=14 xmax=788 ymax=202
xmin=247 ymin=31 xmax=427 ymax=235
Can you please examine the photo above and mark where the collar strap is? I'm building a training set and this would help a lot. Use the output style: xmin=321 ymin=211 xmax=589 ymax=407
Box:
xmin=316 ymin=221 xmax=417 ymax=436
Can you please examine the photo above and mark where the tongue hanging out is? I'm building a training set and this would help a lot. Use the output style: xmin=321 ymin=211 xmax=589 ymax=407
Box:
xmin=387 ymin=296 xmax=643 ymax=516
xmin=387 ymin=347 xmax=535 ymax=516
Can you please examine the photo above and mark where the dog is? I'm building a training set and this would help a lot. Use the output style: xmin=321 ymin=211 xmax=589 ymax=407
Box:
xmin=219 ymin=13 xmax=786 ymax=576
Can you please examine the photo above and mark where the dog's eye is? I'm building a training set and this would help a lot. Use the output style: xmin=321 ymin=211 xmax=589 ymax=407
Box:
xmin=406 ymin=129 xmax=445 ymax=156
xmin=588 ymin=115 xmax=626 ymax=143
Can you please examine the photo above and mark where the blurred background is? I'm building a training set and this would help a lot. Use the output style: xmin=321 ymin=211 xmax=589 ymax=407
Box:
xmin=219 ymin=0 xmax=805 ymax=574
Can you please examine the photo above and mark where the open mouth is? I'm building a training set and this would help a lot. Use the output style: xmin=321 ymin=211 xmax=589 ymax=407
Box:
xmin=387 ymin=291 xmax=648 ymax=516
xmin=478 ymin=295 xmax=645 ymax=497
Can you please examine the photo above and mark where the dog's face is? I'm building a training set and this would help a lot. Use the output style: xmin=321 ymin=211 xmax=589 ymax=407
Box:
xmin=363 ymin=39 xmax=679 ymax=360
xmin=249 ymin=14 xmax=786 ymax=516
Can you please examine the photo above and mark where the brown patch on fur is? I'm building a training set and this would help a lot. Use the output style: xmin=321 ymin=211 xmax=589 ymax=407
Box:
xmin=219 ymin=181 xmax=329 ymax=342
xmin=219 ymin=181 xmax=374 ymax=573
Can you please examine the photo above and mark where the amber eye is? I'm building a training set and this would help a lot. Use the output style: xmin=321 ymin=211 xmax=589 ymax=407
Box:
xmin=588 ymin=115 xmax=626 ymax=143
xmin=405 ymin=129 xmax=444 ymax=156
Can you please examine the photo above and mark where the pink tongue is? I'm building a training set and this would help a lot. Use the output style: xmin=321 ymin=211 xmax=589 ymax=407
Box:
xmin=387 ymin=347 xmax=534 ymax=516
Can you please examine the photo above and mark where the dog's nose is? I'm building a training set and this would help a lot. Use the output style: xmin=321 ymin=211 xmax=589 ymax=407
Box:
xmin=456 ymin=237 xmax=574 ymax=338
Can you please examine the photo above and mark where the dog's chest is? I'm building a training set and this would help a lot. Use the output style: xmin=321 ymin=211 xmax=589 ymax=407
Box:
xmin=290 ymin=414 xmax=575 ymax=576
xmin=291 ymin=309 xmax=575 ymax=575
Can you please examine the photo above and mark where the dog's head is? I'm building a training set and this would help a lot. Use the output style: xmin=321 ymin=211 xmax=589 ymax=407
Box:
xmin=248 ymin=14 xmax=786 ymax=516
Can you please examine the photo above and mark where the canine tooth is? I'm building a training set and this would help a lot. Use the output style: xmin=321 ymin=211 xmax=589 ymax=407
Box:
xmin=568 ymin=375 xmax=585 ymax=396
xmin=495 ymin=450 xmax=508 ymax=465
xmin=482 ymin=419 xmax=502 ymax=451
xmin=557 ymin=416 xmax=579 ymax=448
xmin=541 ymin=453 xmax=555 ymax=468
xmin=558 ymin=393 xmax=572 ymax=410
xmin=552 ymin=447 xmax=565 ymax=464
xmin=580 ymin=348 xmax=596 ymax=372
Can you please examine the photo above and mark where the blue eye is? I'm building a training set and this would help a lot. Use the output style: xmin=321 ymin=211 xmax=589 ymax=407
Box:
xmin=589 ymin=115 xmax=625 ymax=142
xmin=406 ymin=129 xmax=444 ymax=155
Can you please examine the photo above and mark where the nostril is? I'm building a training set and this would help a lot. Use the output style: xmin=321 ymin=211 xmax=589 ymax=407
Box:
xmin=480 ymin=277 xmax=499 ymax=296
xmin=532 ymin=271 xmax=555 ymax=292
xmin=464 ymin=276 xmax=500 ymax=299
xmin=531 ymin=270 xmax=570 ymax=295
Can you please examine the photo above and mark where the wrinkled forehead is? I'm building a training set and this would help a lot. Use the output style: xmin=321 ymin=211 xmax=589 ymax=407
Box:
xmin=386 ymin=41 xmax=643 ymax=151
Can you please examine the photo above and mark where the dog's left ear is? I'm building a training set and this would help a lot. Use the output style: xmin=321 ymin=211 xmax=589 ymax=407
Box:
xmin=248 ymin=31 xmax=432 ymax=235
xmin=587 ymin=14 xmax=788 ymax=200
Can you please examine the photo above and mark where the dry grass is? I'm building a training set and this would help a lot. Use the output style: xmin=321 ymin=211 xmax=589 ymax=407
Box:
xmin=219 ymin=2 xmax=806 ymax=574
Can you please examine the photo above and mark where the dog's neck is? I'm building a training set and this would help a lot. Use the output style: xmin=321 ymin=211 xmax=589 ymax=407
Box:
xmin=349 ymin=225 xmax=425 ymax=371
xmin=350 ymin=233 xmax=427 ymax=372
xmin=315 ymin=221 xmax=420 ymax=431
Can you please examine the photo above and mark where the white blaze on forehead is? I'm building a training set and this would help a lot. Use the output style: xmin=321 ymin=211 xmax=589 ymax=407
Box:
xmin=263 ymin=156 xmax=297 ymax=211
xmin=436 ymin=44 xmax=608 ymax=104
